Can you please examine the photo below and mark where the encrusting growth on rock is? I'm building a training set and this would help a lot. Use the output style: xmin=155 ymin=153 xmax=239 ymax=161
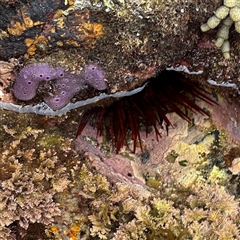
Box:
xmin=48 ymin=163 xmax=240 ymax=239
xmin=12 ymin=63 xmax=65 ymax=101
xmin=12 ymin=63 xmax=107 ymax=110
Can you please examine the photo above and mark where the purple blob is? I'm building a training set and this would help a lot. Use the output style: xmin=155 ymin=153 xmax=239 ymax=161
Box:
xmin=80 ymin=64 xmax=107 ymax=90
xmin=13 ymin=63 xmax=65 ymax=100
xmin=12 ymin=63 xmax=107 ymax=110
xmin=19 ymin=63 xmax=64 ymax=81
xmin=43 ymin=73 xmax=84 ymax=110
xmin=44 ymin=65 xmax=107 ymax=110
xmin=54 ymin=67 xmax=65 ymax=78
xmin=12 ymin=77 xmax=38 ymax=100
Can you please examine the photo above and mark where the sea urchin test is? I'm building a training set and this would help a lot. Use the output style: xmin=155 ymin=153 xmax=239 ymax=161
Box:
xmin=12 ymin=63 xmax=107 ymax=110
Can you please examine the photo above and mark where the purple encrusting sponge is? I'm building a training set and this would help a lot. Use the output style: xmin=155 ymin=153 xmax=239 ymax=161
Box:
xmin=80 ymin=64 xmax=107 ymax=91
xmin=13 ymin=63 xmax=107 ymax=110
xmin=43 ymin=73 xmax=84 ymax=110
xmin=44 ymin=64 xmax=107 ymax=110
xmin=12 ymin=63 xmax=65 ymax=100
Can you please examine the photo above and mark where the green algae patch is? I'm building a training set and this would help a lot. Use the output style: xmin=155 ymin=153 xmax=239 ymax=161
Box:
xmin=37 ymin=131 xmax=65 ymax=149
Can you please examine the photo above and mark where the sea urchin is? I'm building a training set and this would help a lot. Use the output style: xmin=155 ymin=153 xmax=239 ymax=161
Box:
xmin=76 ymin=70 xmax=216 ymax=153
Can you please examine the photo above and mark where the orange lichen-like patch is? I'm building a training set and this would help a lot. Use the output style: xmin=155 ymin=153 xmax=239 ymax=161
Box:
xmin=67 ymin=0 xmax=74 ymax=7
xmin=7 ymin=8 xmax=43 ymax=36
xmin=53 ymin=9 xmax=65 ymax=19
xmin=7 ymin=21 xmax=27 ymax=36
xmin=82 ymin=23 xmax=104 ymax=38
xmin=22 ymin=17 xmax=34 ymax=29
xmin=25 ymin=45 xmax=37 ymax=57
xmin=2 ymin=3 xmax=103 ymax=58
xmin=24 ymin=35 xmax=48 ymax=57
xmin=64 ymin=224 xmax=81 ymax=240
xmin=25 ymin=38 xmax=35 ymax=47
xmin=63 ymin=10 xmax=104 ymax=48
xmin=56 ymin=17 xmax=65 ymax=29
xmin=64 ymin=39 xmax=80 ymax=46
xmin=34 ymin=20 xmax=43 ymax=26
xmin=50 ymin=226 xmax=59 ymax=232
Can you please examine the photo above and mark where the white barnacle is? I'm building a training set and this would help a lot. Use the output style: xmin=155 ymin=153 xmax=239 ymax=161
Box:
xmin=201 ymin=0 xmax=240 ymax=58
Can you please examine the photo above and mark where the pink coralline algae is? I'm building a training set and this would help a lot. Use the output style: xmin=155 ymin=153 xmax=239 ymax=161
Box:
xmin=12 ymin=63 xmax=107 ymax=110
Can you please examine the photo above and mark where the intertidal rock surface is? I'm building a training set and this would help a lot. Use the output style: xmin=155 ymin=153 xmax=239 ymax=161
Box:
xmin=1 ymin=0 xmax=240 ymax=239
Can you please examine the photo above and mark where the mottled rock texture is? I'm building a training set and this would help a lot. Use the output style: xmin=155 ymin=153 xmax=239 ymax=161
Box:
xmin=0 ymin=0 xmax=239 ymax=105
xmin=1 ymin=1 xmax=240 ymax=239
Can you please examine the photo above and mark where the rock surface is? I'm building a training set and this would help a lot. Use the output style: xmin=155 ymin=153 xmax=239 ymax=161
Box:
xmin=0 ymin=0 xmax=240 ymax=104
xmin=1 ymin=0 xmax=240 ymax=239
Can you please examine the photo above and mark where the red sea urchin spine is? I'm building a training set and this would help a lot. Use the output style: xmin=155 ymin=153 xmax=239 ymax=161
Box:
xmin=76 ymin=70 xmax=217 ymax=153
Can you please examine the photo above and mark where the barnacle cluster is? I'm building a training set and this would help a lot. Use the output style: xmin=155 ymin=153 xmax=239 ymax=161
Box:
xmin=201 ymin=0 xmax=240 ymax=59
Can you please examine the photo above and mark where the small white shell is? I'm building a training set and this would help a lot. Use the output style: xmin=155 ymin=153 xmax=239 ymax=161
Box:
xmin=207 ymin=16 xmax=221 ymax=29
xmin=215 ymin=6 xmax=229 ymax=19
xmin=224 ymin=0 xmax=237 ymax=8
